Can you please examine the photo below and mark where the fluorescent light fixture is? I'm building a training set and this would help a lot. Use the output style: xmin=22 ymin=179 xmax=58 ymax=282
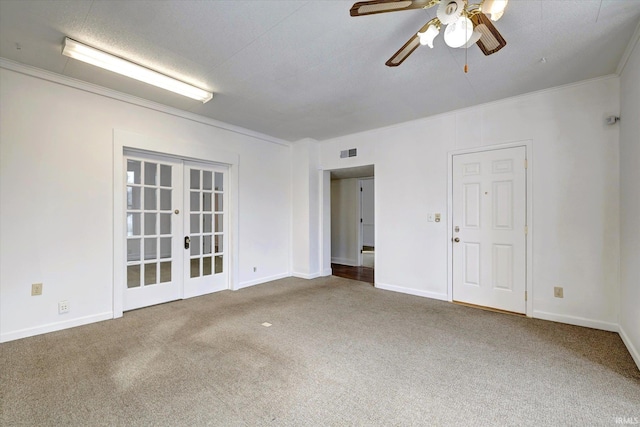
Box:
xmin=62 ymin=38 xmax=213 ymax=103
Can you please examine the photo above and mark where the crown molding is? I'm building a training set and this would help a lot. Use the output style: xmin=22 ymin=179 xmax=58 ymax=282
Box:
xmin=616 ymin=18 xmax=640 ymax=76
xmin=0 ymin=58 xmax=291 ymax=147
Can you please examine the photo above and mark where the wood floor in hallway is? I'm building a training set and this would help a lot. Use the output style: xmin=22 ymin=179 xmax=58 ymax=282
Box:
xmin=331 ymin=263 xmax=374 ymax=284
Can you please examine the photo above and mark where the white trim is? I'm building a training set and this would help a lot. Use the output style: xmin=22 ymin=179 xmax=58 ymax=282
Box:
xmin=533 ymin=311 xmax=619 ymax=333
xmin=619 ymin=326 xmax=640 ymax=370
xmin=375 ymin=282 xmax=448 ymax=301
xmin=331 ymin=257 xmax=359 ymax=267
xmin=322 ymin=267 xmax=333 ymax=277
xmin=0 ymin=312 xmax=112 ymax=343
xmin=113 ymin=129 xmax=240 ymax=316
xmin=616 ymin=19 xmax=640 ymax=76
xmin=0 ymin=58 xmax=290 ymax=147
xmin=447 ymin=140 xmax=534 ymax=316
xmin=237 ymin=272 xmax=291 ymax=290
xmin=292 ymin=271 xmax=321 ymax=280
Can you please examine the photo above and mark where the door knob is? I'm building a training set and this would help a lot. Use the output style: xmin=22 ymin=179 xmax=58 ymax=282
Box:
xmin=454 ymin=237 xmax=460 ymax=243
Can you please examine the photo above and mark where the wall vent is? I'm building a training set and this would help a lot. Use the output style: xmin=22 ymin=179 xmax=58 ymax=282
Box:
xmin=340 ymin=148 xmax=357 ymax=158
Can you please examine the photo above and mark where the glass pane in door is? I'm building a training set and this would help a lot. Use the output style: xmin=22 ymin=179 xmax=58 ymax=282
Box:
xmin=126 ymin=159 xmax=175 ymax=290
xmin=187 ymin=167 xmax=225 ymax=278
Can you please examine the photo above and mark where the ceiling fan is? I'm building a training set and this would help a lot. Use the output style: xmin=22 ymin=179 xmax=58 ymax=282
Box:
xmin=350 ymin=0 xmax=508 ymax=67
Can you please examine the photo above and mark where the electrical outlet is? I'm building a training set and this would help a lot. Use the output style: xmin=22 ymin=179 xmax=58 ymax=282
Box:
xmin=58 ymin=300 xmax=70 ymax=314
xmin=554 ymin=287 xmax=564 ymax=298
xmin=31 ymin=283 xmax=43 ymax=296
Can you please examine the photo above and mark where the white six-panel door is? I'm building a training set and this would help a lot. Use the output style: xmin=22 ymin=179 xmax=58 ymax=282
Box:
xmin=123 ymin=153 xmax=228 ymax=311
xmin=452 ymin=146 xmax=527 ymax=314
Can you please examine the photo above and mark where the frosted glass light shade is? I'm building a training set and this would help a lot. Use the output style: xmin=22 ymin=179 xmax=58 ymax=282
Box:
xmin=418 ymin=25 xmax=440 ymax=48
xmin=482 ymin=0 xmax=508 ymax=21
xmin=444 ymin=16 xmax=473 ymax=48
xmin=62 ymin=38 xmax=213 ymax=103
xmin=462 ymin=30 xmax=482 ymax=48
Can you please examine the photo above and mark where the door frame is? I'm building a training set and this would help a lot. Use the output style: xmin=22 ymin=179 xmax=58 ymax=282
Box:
xmin=447 ymin=140 xmax=533 ymax=316
xmin=318 ymin=167 xmax=376 ymax=279
xmin=112 ymin=129 xmax=239 ymax=319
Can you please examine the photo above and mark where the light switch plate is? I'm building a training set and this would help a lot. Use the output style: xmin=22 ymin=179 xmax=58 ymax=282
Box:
xmin=427 ymin=213 xmax=435 ymax=222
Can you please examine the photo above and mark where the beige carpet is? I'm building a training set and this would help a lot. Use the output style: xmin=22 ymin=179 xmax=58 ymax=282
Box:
xmin=1 ymin=276 xmax=638 ymax=426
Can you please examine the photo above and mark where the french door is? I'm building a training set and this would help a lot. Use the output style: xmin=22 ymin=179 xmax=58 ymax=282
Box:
xmin=452 ymin=146 xmax=527 ymax=314
xmin=124 ymin=153 xmax=228 ymax=311
xmin=183 ymin=162 xmax=228 ymax=298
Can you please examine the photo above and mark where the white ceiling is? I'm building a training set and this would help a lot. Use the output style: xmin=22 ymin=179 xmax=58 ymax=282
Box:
xmin=1 ymin=0 xmax=639 ymax=142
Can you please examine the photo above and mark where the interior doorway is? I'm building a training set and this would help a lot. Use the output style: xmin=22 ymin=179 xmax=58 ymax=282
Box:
xmin=327 ymin=165 xmax=375 ymax=284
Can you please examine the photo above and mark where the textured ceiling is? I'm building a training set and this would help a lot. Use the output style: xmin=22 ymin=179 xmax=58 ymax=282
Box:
xmin=1 ymin=0 xmax=639 ymax=142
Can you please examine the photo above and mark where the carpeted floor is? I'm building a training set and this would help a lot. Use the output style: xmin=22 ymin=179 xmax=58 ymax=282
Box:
xmin=1 ymin=276 xmax=638 ymax=426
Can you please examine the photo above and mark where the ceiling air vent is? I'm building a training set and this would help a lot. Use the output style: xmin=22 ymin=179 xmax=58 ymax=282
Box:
xmin=340 ymin=148 xmax=357 ymax=158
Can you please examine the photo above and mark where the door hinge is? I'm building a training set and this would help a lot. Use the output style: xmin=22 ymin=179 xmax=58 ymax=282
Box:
xmin=524 ymin=225 xmax=528 ymax=235
xmin=360 ymin=218 xmax=363 ymax=223
xmin=525 ymin=291 xmax=528 ymax=301
xmin=360 ymin=187 xmax=363 ymax=192
xmin=524 ymin=159 xmax=528 ymax=169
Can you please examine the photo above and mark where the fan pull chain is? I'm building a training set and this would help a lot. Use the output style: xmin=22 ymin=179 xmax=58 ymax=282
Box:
xmin=464 ymin=15 xmax=469 ymax=73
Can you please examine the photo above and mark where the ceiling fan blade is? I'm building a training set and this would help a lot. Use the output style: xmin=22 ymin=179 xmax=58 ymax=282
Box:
xmin=470 ymin=13 xmax=506 ymax=55
xmin=385 ymin=21 xmax=433 ymax=67
xmin=350 ymin=0 xmax=436 ymax=17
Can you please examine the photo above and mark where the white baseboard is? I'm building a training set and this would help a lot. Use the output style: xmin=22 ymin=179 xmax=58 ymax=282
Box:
xmin=292 ymin=271 xmax=321 ymax=280
xmin=322 ymin=268 xmax=332 ymax=277
xmin=0 ymin=312 xmax=113 ymax=343
xmin=532 ymin=310 xmax=619 ymax=332
xmin=619 ymin=325 xmax=640 ymax=371
xmin=236 ymin=272 xmax=290 ymax=290
xmin=375 ymin=282 xmax=448 ymax=301
xmin=331 ymin=257 xmax=359 ymax=267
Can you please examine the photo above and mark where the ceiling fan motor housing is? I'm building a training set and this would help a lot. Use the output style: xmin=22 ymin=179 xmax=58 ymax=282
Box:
xmin=437 ymin=0 xmax=464 ymax=24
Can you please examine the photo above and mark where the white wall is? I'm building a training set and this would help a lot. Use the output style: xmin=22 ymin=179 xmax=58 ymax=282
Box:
xmin=331 ymin=178 xmax=359 ymax=266
xmin=318 ymin=76 xmax=621 ymax=330
xmin=619 ymin=32 xmax=640 ymax=367
xmin=0 ymin=67 xmax=291 ymax=342
xmin=291 ymin=138 xmax=320 ymax=278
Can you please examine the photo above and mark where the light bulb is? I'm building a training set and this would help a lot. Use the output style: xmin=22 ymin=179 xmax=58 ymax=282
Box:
xmin=482 ymin=0 xmax=508 ymax=21
xmin=444 ymin=16 xmax=473 ymax=48
xmin=418 ymin=25 xmax=440 ymax=48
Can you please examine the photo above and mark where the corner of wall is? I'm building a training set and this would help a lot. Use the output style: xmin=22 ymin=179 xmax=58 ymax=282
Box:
xmin=619 ymin=325 xmax=640 ymax=370
xmin=618 ymin=20 xmax=640 ymax=370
